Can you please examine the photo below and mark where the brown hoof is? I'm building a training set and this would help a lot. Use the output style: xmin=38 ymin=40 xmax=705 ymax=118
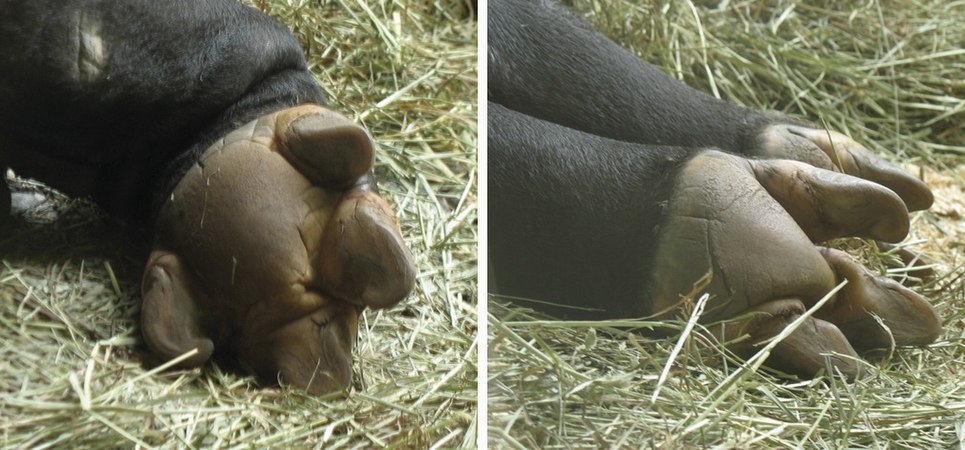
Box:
xmin=816 ymin=247 xmax=941 ymax=352
xmin=317 ymin=189 xmax=416 ymax=309
xmin=239 ymin=303 xmax=358 ymax=395
xmin=274 ymin=105 xmax=375 ymax=190
xmin=784 ymin=125 xmax=934 ymax=212
xmin=712 ymin=298 xmax=861 ymax=380
xmin=140 ymin=251 xmax=215 ymax=369
xmin=750 ymin=158 xmax=910 ymax=243
xmin=767 ymin=314 xmax=862 ymax=380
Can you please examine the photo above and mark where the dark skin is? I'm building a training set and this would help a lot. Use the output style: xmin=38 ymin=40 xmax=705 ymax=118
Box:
xmin=653 ymin=150 xmax=938 ymax=377
xmin=489 ymin=0 xmax=940 ymax=378
xmin=0 ymin=0 xmax=416 ymax=394
xmin=144 ymin=105 xmax=415 ymax=395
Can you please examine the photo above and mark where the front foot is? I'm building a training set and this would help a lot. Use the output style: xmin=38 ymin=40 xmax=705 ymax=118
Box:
xmin=650 ymin=150 xmax=939 ymax=379
xmin=144 ymin=104 xmax=415 ymax=395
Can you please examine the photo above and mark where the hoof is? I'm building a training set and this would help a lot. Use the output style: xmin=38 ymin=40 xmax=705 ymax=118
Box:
xmin=274 ymin=105 xmax=375 ymax=190
xmin=758 ymin=124 xmax=934 ymax=211
xmin=317 ymin=190 xmax=416 ymax=309
xmin=816 ymin=247 xmax=941 ymax=352
xmin=712 ymin=298 xmax=862 ymax=380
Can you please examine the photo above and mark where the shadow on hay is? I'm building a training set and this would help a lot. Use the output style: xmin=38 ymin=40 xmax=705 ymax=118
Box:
xmin=0 ymin=177 xmax=147 ymax=274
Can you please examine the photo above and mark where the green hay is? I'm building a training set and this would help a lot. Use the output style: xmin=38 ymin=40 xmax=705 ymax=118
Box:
xmin=0 ymin=1 xmax=476 ymax=448
xmin=490 ymin=1 xmax=963 ymax=448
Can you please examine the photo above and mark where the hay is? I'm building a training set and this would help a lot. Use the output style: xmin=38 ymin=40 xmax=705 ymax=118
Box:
xmin=489 ymin=0 xmax=964 ymax=448
xmin=0 ymin=0 xmax=476 ymax=448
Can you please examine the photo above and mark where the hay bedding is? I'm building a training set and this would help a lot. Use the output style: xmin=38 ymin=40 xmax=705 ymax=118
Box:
xmin=0 ymin=0 xmax=476 ymax=448
xmin=489 ymin=1 xmax=964 ymax=448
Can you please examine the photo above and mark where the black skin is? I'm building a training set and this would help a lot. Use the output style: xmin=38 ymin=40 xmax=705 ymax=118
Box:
xmin=489 ymin=0 xmax=783 ymax=154
xmin=489 ymin=0 xmax=777 ymax=318
xmin=0 ymin=0 xmax=325 ymax=222
xmin=488 ymin=0 xmax=933 ymax=323
xmin=490 ymin=102 xmax=690 ymax=319
xmin=0 ymin=0 xmax=417 ymax=395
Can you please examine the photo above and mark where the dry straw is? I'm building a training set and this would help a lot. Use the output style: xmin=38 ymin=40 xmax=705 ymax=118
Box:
xmin=0 ymin=0 xmax=477 ymax=448
xmin=490 ymin=0 xmax=964 ymax=448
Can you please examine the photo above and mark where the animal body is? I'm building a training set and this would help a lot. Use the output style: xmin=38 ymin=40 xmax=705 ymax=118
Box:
xmin=0 ymin=0 xmax=416 ymax=394
xmin=489 ymin=0 xmax=940 ymax=378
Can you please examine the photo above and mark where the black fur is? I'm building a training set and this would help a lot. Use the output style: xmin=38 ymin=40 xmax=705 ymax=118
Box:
xmin=0 ymin=0 xmax=325 ymax=221
xmin=490 ymin=102 xmax=692 ymax=318
xmin=489 ymin=0 xmax=780 ymax=152
xmin=488 ymin=0 xmax=797 ymax=318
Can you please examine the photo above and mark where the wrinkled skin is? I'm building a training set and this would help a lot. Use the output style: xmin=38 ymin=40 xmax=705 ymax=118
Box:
xmin=651 ymin=127 xmax=941 ymax=378
xmin=140 ymin=104 xmax=415 ymax=394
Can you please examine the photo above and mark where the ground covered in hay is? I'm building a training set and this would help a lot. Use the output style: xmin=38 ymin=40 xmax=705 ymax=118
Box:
xmin=489 ymin=1 xmax=964 ymax=448
xmin=1 ymin=0 xmax=476 ymax=448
